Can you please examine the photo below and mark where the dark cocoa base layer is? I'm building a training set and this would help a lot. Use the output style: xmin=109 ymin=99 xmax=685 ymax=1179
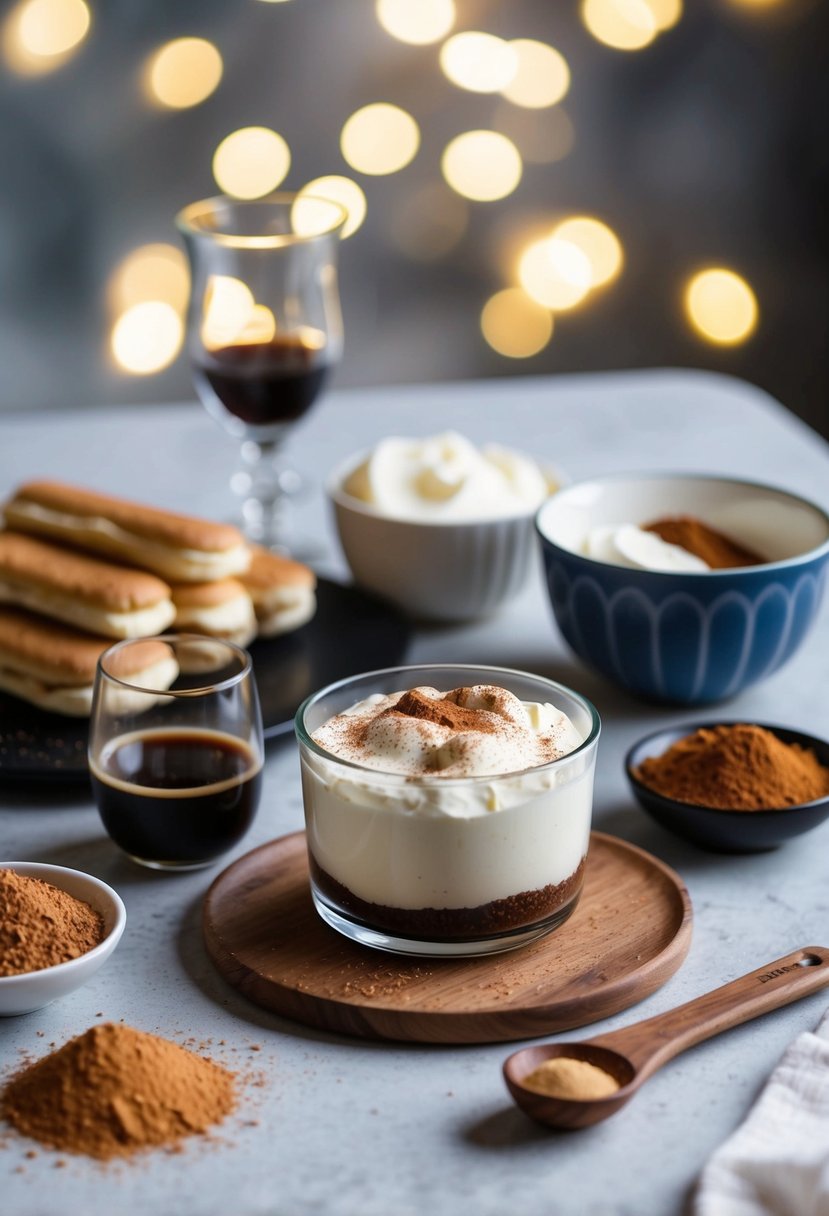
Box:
xmin=309 ymin=855 xmax=586 ymax=942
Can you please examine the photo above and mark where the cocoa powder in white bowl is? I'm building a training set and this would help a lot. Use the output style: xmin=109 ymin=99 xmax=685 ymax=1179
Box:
xmin=0 ymin=862 xmax=126 ymax=1016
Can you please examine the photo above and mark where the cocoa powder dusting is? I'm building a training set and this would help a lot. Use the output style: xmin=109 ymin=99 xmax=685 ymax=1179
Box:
xmin=390 ymin=689 xmax=498 ymax=734
xmin=1 ymin=1023 xmax=236 ymax=1160
xmin=0 ymin=869 xmax=104 ymax=976
xmin=644 ymin=516 xmax=763 ymax=569
xmin=633 ymin=724 xmax=829 ymax=810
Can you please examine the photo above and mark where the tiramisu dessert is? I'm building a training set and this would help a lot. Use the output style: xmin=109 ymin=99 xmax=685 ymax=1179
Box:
xmin=298 ymin=677 xmax=599 ymax=955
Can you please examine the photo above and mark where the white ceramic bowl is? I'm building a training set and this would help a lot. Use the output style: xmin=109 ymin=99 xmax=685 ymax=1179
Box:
xmin=328 ymin=452 xmax=547 ymax=621
xmin=0 ymin=862 xmax=126 ymax=1016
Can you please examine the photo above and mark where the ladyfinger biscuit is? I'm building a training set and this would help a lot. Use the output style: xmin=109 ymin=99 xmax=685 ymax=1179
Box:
xmin=0 ymin=607 xmax=177 ymax=716
xmin=3 ymin=480 xmax=250 ymax=583
xmin=237 ymin=546 xmax=316 ymax=637
xmin=171 ymin=578 xmax=257 ymax=648
xmin=0 ymin=531 xmax=176 ymax=639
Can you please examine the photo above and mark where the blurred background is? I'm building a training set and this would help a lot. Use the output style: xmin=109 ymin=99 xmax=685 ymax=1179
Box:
xmin=0 ymin=0 xmax=826 ymax=434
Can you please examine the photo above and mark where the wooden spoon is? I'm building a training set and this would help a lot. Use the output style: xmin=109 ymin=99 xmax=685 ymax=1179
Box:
xmin=503 ymin=945 xmax=829 ymax=1130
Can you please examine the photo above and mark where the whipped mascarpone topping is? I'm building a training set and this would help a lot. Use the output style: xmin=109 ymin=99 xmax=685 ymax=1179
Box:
xmin=584 ymin=524 xmax=709 ymax=572
xmin=342 ymin=432 xmax=552 ymax=521
xmin=311 ymin=684 xmax=584 ymax=779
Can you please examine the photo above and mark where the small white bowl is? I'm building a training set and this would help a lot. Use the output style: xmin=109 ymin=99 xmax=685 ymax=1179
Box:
xmin=0 ymin=863 xmax=126 ymax=1016
xmin=328 ymin=452 xmax=550 ymax=621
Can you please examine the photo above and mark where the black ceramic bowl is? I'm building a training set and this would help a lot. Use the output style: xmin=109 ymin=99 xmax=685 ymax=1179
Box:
xmin=625 ymin=721 xmax=829 ymax=853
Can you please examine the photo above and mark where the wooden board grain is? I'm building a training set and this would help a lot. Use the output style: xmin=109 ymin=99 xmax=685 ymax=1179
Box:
xmin=202 ymin=830 xmax=692 ymax=1044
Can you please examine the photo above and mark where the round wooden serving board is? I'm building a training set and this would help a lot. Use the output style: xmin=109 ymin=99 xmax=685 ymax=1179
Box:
xmin=203 ymin=830 xmax=692 ymax=1044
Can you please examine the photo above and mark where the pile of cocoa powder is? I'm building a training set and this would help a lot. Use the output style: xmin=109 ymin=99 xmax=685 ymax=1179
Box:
xmin=634 ymin=724 xmax=829 ymax=810
xmin=2 ymin=1022 xmax=236 ymax=1160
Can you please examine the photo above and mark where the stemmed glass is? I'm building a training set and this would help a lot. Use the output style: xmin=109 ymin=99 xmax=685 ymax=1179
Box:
xmin=177 ymin=193 xmax=346 ymax=556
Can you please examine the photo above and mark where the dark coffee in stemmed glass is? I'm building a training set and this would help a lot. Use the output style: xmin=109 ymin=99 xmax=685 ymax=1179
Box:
xmin=194 ymin=333 xmax=331 ymax=430
xmin=177 ymin=194 xmax=346 ymax=553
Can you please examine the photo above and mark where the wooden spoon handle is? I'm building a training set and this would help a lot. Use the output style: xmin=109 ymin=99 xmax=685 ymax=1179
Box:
xmin=592 ymin=945 xmax=829 ymax=1080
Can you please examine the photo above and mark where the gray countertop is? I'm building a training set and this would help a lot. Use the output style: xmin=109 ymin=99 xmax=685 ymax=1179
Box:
xmin=2 ymin=368 xmax=828 ymax=1216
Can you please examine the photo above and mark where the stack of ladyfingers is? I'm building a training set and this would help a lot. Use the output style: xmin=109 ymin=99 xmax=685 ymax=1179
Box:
xmin=0 ymin=480 xmax=317 ymax=716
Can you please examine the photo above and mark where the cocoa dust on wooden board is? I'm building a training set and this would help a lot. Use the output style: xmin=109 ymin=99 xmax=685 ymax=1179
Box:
xmin=0 ymin=1022 xmax=268 ymax=1165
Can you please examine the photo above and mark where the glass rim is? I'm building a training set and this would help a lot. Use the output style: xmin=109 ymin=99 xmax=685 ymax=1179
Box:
xmin=294 ymin=663 xmax=601 ymax=784
xmin=175 ymin=192 xmax=349 ymax=249
xmin=96 ymin=633 xmax=253 ymax=698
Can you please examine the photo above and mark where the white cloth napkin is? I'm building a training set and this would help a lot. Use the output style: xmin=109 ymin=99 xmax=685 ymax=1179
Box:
xmin=695 ymin=1007 xmax=829 ymax=1216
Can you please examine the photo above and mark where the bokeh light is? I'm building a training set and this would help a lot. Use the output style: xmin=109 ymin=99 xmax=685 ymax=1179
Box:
xmin=3 ymin=0 xmax=90 ymax=75
xmin=581 ymin=0 xmax=658 ymax=51
xmin=111 ymin=302 xmax=183 ymax=375
xmin=235 ymin=304 xmax=277 ymax=345
xmin=439 ymin=32 xmax=518 ymax=93
xmin=552 ymin=217 xmax=623 ymax=287
xmin=441 ymin=131 xmax=522 ymax=202
xmin=109 ymin=244 xmax=190 ymax=314
xmin=289 ymin=194 xmax=347 ymax=239
xmin=201 ymin=275 xmax=256 ymax=349
xmin=501 ymin=39 xmax=570 ymax=108
xmin=144 ymin=38 xmax=223 ymax=110
xmin=391 ymin=183 xmax=469 ymax=260
xmin=647 ymin=0 xmax=683 ymax=30
xmin=340 ymin=103 xmax=420 ymax=175
xmin=212 ymin=127 xmax=291 ymax=199
xmin=481 ymin=289 xmax=553 ymax=358
xmin=375 ymin=0 xmax=455 ymax=45
xmin=684 ymin=268 xmax=759 ymax=345
xmin=518 ymin=237 xmax=593 ymax=310
xmin=297 ymin=176 xmax=367 ymax=239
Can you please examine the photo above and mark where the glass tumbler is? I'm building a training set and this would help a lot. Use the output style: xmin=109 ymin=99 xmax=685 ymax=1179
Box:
xmin=295 ymin=664 xmax=601 ymax=958
xmin=89 ymin=635 xmax=264 ymax=871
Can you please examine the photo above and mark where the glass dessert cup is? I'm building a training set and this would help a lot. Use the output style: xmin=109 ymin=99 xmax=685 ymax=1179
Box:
xmin=89 ymin=635 xmax=264 ymax=872
xmin=176 ymin=193 xmax=346 ymax=558
xmin=295 ymin=664 xmax=601 ymax=958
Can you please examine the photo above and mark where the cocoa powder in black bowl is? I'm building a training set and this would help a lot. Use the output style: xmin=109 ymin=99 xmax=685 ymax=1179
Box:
xmin=625 ymin=721 xmax=829 ymax=853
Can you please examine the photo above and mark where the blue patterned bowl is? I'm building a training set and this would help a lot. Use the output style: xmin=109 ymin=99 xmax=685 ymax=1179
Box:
xmin=536 ymin=474 xmax=829 ymax=704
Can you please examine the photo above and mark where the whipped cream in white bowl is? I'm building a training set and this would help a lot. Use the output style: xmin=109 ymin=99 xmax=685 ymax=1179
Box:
xmin=342 ymin=432 xmax=550 ymax=521
xmin=295 ymin=664 xmax=600 ymax=958
xmin=328 ymin=433 xmax=562 ymax=621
